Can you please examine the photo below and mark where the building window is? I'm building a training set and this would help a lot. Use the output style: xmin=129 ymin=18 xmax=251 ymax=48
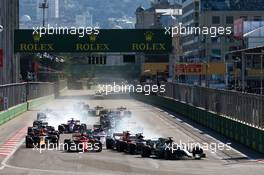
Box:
xmin=226 ymin=16 xmax=234 ymax=24
xmin=194 ymin=1 xmax=199 ymax=11
xmin=123 ymin=55 xmax=135 ymax=63
xmin=99 ymin=56 xmax=103 ymax=64
xmin=96 ymin=57 xmax=99 ymax=64
xmin=137 ymin=16 xmax=140 ymax=23
xmin=212 ymin=16 xmax=220 ymax=24
xmin=194 ymin=12 xmax=199 ymax=21
xmin=88 ymin=57 xmax=91 ymax=64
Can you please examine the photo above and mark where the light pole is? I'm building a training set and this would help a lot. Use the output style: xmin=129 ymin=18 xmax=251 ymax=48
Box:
xmin=201 ymin=60 xmax=209 ymax=87
xmin=39 ymin=0 xmax=49 ymax=27
xmin=38 ymin=0 xmax=49 ymax=81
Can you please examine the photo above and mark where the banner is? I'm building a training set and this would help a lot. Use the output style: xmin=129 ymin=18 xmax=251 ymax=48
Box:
xmin=175 ymin=64 xmax=202 ymax=75
xmin=175 ymin=63 xmax=226 ymax=75
xmin=14 ymin=29 xmax=172 ymax=53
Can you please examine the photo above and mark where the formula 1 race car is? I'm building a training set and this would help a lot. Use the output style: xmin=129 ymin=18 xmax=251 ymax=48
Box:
xmin=124 ymin=133 xmax=145 ymax=155
xmin=94 ymin=91 xmax=104 ymax=99
xmin=86 ymin=109 xmax=96 ymax=116
xmin=100 ymin=115 xmax=114 ymax=130
xmin=58 ymin=118 xmax=87 ymax=134
xmin=37 ymin=112 xmax=47 ymax=121
xmin=91 ymin=124 xmax=107 ymax=144
xmin=25 ymin=123 xmax=59 ymax=148
xmin=99 ymin=109 xmax=109 ymax=116
xmin=33 ymin=120 xmax=47 ymax=127
xmin=141 ymin=137 xmax=206 ymax=160
xmin=95 ymin=106 xmax=104 ymax=116
xmin=64 ymin=133 xmax=102 ymax=152
xmin=106 ymin=131 xmax=144 ymax=152
xmin=116 ymin=107 xmax=131 ymax=117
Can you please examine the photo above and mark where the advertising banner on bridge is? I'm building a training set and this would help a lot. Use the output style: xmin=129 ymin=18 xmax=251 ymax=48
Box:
xmin=175 ymin=63 xmax=202 ymax=75
xmin=175 ymin=63 xmax=226 ymax=75
xmin=14 ymin=29 xmax=172 ymax=53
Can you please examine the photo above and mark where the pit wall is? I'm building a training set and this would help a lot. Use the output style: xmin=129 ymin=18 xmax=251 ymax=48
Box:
xmin=132 ymin=93 xmax=264 ymax=154
xmin=0 ymin=95 xmax=54 ymax=126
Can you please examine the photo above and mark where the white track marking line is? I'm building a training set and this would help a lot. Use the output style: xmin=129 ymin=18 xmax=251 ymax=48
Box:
xmin=0 ymin=139 xmax=24 ymax=170
xmin=0 ymin=127 xmax=27 ymax=170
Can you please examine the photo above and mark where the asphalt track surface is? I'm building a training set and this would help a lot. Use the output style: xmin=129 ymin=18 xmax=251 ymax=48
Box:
xmin=0 ymin=90 xmax=264 ymax=175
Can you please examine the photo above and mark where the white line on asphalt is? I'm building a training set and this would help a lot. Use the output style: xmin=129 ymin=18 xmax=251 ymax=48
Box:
xmin=169 ymin=114 xmax=175 ymax=118
xmin=180 ymin=122 xmax=191 ymax=127
xmin=175 ymin=118 xmax=182 ymax=122
xmin=151 ymin=110 xmax=175 ymax=128
xmin=0 ymin=139 xmax=24 ymax=170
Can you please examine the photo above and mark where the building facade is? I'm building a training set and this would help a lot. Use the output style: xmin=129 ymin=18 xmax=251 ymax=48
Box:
xmin=135 ymin=0 xmax=182 ymax=77
xmin=182 ymin=0 xmax=264 ymax=62
xmin=0 ymin=0 xmax=20 ymax=84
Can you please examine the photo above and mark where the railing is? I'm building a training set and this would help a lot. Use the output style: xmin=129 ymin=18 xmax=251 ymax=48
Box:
xmin=27 ymin=82 xmax=54 ymax=100
xmin=0 ymin=83 xmax=27 ymax=109
xmin=164 ymin=82 xmax=264 ymax=128
xmin=0 ymin=80 xmax=67 ymax=111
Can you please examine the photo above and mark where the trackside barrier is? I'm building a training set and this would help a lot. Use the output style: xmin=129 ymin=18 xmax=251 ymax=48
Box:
xmin=27 ymin=94 xmax=55 ymax=110
xmin=0 ymin=80 xmax=67 ymax=126
xmin=165 ymin=83 xmax=264 ymax=129
xmin=132 ymin=93 xmax=264 ymax=153
xmin=0 ymin=103 xmax=28 ymax=126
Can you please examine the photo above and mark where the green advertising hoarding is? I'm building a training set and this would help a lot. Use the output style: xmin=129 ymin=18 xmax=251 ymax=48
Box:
xmin=14 ymin=29 xmax=172 ymax=53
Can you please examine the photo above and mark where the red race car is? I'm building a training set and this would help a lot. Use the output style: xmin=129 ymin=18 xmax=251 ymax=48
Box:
xmin=64 ymin=133 xmax=102 ymax=152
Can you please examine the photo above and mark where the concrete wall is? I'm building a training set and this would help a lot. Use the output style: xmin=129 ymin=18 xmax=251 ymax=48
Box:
xmin=132 ymin=93 xmax=264 ymax=153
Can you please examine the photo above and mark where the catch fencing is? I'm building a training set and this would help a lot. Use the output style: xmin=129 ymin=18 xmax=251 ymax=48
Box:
xmin=164 ymin=83 xmax=264 ymax=128
xmin=0 ymin=80 xmax=67 ymax=111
